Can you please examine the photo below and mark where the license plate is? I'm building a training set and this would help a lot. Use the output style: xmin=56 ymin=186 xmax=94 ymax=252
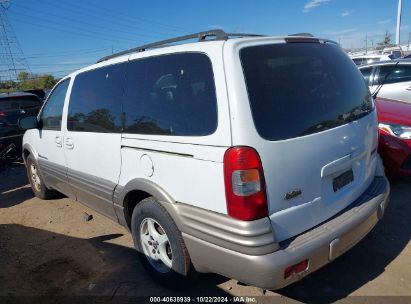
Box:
xmin=333 ymin=169 xmax=354 ymax=192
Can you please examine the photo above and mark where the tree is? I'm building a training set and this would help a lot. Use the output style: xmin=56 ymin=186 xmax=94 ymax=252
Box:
xmin=37 ymin=74 xmax=57 ymax=89
xmin=0 ymin=71 xmax=58 ymax=92
xmin=17 ymin=71 xmax=30 ymax=82
xmin=376 ymin=30 xmax=395 ymax=50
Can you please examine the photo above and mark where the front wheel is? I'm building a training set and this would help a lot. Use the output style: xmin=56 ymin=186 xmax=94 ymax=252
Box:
xmin=131 ymin=197 xmax=192 ymax=286
xmin=26 ymin=155 xmax=56 ymax=199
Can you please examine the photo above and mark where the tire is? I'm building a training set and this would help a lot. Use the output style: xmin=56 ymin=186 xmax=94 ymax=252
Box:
xmin=26 ymin=155 xmax=57 ymax=199
xmin=131 ymin=197 xmax=192 ymax=286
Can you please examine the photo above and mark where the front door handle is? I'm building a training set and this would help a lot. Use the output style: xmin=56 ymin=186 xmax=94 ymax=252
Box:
xmin=55 ymin=135 xmax=62 ymax=148
xmin=65 ymin=137 xmax=74 ymax=149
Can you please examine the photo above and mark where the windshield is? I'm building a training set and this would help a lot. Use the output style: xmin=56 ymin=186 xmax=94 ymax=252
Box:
xmin=240 ymin=43 xmax=373 ymax=141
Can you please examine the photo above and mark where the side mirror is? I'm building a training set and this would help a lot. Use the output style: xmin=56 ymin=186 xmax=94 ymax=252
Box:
xmin=18 ymin=116 xmax=39 ymax=130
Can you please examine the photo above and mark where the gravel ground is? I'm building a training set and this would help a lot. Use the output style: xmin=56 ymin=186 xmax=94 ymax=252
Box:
xmin=0 ymin=163 xmax=410 ymax=303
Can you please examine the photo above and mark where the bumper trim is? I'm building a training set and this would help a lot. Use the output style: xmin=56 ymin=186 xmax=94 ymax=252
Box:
xmin=183 ymin=176 xmax=390 ymax=290
xmin=162 ymin=202 xmax=278 ymax=256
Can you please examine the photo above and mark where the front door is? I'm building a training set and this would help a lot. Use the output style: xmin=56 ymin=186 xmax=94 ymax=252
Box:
xmin=63 ymin=63 xmax=126 ymax=220
xmin=35 ymin=78 xmax=74 ymax=197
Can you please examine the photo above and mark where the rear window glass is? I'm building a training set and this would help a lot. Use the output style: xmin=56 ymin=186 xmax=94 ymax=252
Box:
xmin=240 ymin=43 xmax=372 ymax=141
xmin=0 ymin=96 xmax=41 ymax=111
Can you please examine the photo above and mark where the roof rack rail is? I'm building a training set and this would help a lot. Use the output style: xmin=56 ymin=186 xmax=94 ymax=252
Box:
xmin=288 ymin=33 xmax=314 ymax=37
xmin=97 ymin=29 xmax=264 ymax=63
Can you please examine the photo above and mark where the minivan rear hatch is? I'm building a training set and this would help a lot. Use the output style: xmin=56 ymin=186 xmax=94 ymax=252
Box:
xmin=238 ymin=41 xmax=379 ymax=242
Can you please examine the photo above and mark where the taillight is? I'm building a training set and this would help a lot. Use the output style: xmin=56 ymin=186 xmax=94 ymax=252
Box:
xmin=223 ymin=146 xmax=267 ymax=221
xmin=0 ymin=112 xmax=5 ymax=117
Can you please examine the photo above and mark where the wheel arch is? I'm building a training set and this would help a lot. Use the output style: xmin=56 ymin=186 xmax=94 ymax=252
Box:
xmin=22 ymin=143 xmax=37 ymax=165
xmin=116 ymin=178 xmax=176 ymax=230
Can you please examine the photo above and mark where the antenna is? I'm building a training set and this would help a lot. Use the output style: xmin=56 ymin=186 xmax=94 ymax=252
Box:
xmin=0 ymin=0 xmax=31 ymax=82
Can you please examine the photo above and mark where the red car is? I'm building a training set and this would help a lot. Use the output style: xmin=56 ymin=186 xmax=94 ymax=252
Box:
xmin=375 ymin=97 xmax=411 ymax=178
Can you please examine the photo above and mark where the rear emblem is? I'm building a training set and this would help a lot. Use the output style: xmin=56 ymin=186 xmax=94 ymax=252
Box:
xmin=285 ymin=189 xmax=302 ymax=201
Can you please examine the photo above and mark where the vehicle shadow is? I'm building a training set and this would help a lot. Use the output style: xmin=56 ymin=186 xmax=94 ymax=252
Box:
xmin=0 ymin=224 xmax=231 ymax=298
xmin=0 ymin=185 xmax=34 ymax=208
xmin=0 ymin=163 xmax=34 ymax=208
xmin=276 ymin=177 xmax=411 ymax=302
xmin=0 ymin=162 xmax=28 ymax=189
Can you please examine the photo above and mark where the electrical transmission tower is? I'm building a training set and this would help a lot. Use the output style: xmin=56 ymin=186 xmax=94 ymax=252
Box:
xmin=0 ymin=0 xmax=31 ymax=83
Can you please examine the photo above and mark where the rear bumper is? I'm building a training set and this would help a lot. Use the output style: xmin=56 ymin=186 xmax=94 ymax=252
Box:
xmin=182 ymin=176 xmax=390 ymax=290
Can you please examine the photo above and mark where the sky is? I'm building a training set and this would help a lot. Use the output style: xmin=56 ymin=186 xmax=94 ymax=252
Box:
xmin=4 ymin=0 xmax=411 ymax=78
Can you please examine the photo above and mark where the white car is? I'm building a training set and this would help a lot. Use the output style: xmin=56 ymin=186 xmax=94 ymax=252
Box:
xmin=359 ymin=60 xmax=411 ymax=103
xmin=19 ymin=29 xmax=390 ymax=290
xmin=351 ymin=54 xmax=392 ymax=66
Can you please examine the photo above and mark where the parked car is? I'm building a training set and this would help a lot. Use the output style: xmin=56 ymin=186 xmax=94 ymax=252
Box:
xmin=381 ymin=46 xmax=404 ymax=59
xmin=375 ymin=97 xmax=411 ymax=178
xmin=0 ymin=92 xmax=43 ymax=159
xmin=43 ymin=89 xmax=52 ymax=100
xmin=351 ymin=54 xmax=392 ymax=66
xmin=24 ymin=89 xmax=46 ymax=101
xmin=359 ymin=59 xmax=411 ymax=103
xmin=19 ymin=29 xmax=390 ymax=290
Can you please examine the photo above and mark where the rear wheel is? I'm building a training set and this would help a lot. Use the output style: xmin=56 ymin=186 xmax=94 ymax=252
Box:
xmin=26 ymin=155 xmax=56 ymax=199
xmin=131 ymin=197 xmax=192 ymax=286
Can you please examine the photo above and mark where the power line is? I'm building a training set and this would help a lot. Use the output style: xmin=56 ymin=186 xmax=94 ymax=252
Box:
xmin=25 ymin=48 xmax=112 ymax=59
xmin=66 ymin=0 xmax=190 ymax=33
xmin=0 ymin=47 xmax=111 ymax=58
xmin=9 ymin=12 xmax=141 ymax=44
xmin=26 ymin=62 xmax=92 ymax=67
xmin=25 ymin=47 xmax=112 ymax=56
xmin=8 ymin=16 xmax=141 ymax=46
xmin=39 ymin=0 xmax=185 ymax=38
xmin=12 ymin=2 xmax=172 ymax=41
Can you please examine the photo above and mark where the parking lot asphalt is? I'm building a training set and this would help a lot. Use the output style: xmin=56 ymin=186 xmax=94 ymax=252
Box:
xmin=0 ymin=164 xmax=410 ymax=303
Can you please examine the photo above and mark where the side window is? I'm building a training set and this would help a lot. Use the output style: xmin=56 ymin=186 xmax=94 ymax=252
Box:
xmin=359 ymin=67 xmax=372 ymax=85
xmin=376 ymin=65 xmax=411 ymax=85
xmin=122 ymin=53 xmax=217 ymax=136
xmin=67 ymin=63 xmax=126 ymax=133
xmin=352 ymin=58 xmax=362 ymax=66
xmin=366 ymin=58 xmax=380 ymax=64
xmin=41 ymin=79 xmax=70 ymax=131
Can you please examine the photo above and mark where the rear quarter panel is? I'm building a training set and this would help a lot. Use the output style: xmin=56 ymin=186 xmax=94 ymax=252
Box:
xmin=118 ymin=42 xmax=232 ymax=214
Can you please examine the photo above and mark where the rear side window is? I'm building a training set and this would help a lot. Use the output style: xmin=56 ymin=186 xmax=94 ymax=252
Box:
xmin=0 ymin=96 xmax=41 ymax=111
xmin=376 ymin=65 xmax=411 ymax=85
xmin=366 ymin=58 xmax=380 ymax=64
xmin=122 ymin=53 xmax=217 ymax=136
xmin=67 ymin=63 xmax=126 ymax=132
xmin=352 ymin=58 xmax=364 ymax=66
xmin=41 ymin=79 xmax=70 ymax=131
xmin=360 ymin=67 xmax=373 ymax=84
xmin=240 ymin=43 xmax=372 ymax=141
xmin=20 ymin=97 xmax=42 ymax=109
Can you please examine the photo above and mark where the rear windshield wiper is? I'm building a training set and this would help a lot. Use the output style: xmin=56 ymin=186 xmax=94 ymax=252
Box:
xmin=300 ymin=119 xmax=345 ymax=136
xmin=338 ymin=106 xmax=370 ymax=122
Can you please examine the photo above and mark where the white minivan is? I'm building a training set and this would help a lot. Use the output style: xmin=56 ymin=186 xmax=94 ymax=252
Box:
xmin=20 ymin=30 xmax=390 ymax=290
